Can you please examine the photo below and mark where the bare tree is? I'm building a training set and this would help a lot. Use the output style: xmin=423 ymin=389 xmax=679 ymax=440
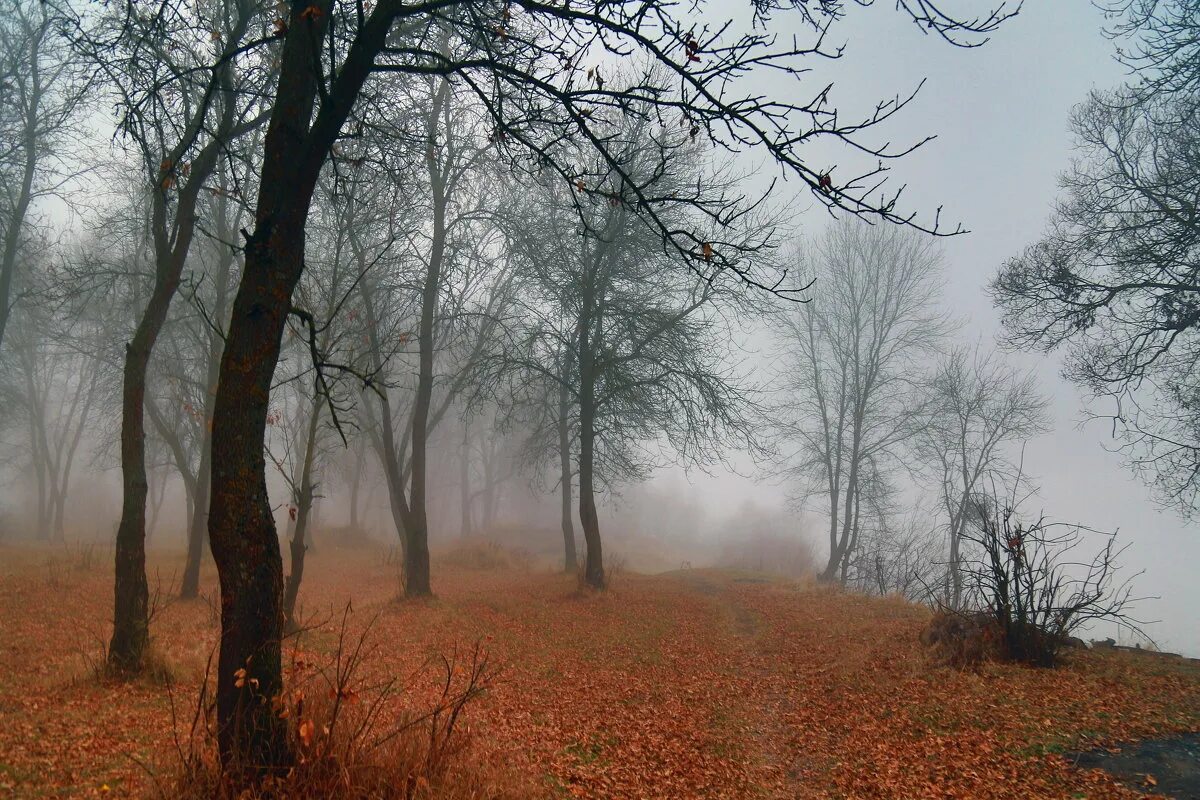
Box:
xmin=992 ymin=3 xmax=1200 ymax=514
xmin=68 ymin=0 xmax=268 ymax=671
xmin=144 ymin=159 xmax=251 ymax=599
xmin=0 ymin=0 xmax=87 ymax=352
xmin=915 ymin=346 xmax=1049 ymax=607
xmin=775 ymin=222 xmax=948 ymax=583
xmin=957 ymin=471 xmax=1143 ymax=667
xmin=498 ymin=115 xmax=767 ymax=588
xmin=0 ymin=304 xmax=101 ymax=541
xmin=186 ymin=0 xmax=1015 ymax=769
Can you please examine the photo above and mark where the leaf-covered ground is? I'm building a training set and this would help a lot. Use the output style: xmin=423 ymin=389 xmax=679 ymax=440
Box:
xmin=0 ymin=542 xmax=1197 ymax=798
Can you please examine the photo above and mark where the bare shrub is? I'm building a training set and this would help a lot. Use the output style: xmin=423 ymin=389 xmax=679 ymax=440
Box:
xmin=919 ymin=609 xmax=1004 ymax=668
xmin=169 ymin=607 xmax=496 ymax=799
xmin=439 ymin=539 xmax=531 ymax=572
xmin=924 ymin=471 xmax=1145 ymax=668
xmin=960 ymin=499 xmax=1143 ymax=667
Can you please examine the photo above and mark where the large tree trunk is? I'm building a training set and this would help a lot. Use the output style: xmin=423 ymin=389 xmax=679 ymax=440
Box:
xmin=207 ymin=227 xmax=302 ymax=770
xmin=206 ymin=0 xmax=390 ymax=770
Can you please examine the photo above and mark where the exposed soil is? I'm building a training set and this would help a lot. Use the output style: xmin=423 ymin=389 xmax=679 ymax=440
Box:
xmin=1073 ymin=733 xmax=1200 ymax=799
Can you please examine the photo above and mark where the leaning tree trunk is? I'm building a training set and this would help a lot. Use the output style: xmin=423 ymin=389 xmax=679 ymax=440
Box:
xmin=109 ymin=281 xmax=177 ymax=671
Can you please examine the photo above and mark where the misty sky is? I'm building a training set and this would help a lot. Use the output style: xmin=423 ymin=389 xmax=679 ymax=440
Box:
xmin=669 ymin=1 xmax=1200 ymax=655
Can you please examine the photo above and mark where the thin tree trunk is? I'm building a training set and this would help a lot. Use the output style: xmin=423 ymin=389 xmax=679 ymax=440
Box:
xmin=558 ymin=362 xmax=576 ymax=572
xmin=578 ymin=384 xmax=604 ymax=589
xmin=459 ymin=420 xmax=472 ymax=539
xmin=577 ymin=292 xmax=604 ymax=588
xmin=283 ymin=399 xmax=320 ymax=630
xmin=404 ymin=78 xmax=451 ymax=599
xmin=348 ymin=439 xmax=363 ymax=530
xmin=183 ymin=183 xmax=237 ymax=599
xmin=182 ymin=442 xmax=211 ymax=599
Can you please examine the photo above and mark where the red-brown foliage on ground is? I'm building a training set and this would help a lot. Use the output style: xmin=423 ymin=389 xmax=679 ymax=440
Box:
xmin=0 ymin=544 xmax=1195 ymax=798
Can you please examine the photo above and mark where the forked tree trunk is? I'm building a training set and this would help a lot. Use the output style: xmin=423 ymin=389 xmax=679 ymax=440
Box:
xmin=207 ymin=0 xmax=390 ymax=770
xmin=109 ymin=40 xmax=240 ymax=670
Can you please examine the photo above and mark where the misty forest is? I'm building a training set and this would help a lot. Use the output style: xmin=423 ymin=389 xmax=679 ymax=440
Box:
xmin=1 ymin=0 xmax=1198 ymax=796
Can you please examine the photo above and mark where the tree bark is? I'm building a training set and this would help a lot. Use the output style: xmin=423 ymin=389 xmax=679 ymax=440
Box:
xmin=206 ymin=0 xmax=390 ymax=770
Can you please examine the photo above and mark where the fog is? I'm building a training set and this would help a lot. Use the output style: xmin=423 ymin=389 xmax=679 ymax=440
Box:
xmin=0 ymin=0 xmax=1195 ymax=664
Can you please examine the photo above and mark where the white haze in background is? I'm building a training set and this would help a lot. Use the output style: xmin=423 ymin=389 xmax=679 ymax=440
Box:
xmin=662 ymin=1 xmax=1199 ymax=656
xmin=3 ymin=2 xmax=1194 ymax=656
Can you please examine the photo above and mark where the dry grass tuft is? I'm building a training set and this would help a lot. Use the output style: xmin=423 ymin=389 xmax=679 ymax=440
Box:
xmin=168 ymin=609 xmax=504 ymax=800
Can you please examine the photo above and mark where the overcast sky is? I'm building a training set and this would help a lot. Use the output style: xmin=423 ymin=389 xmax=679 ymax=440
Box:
xmin=666 ymin=1 xmax=1200 ymax=655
